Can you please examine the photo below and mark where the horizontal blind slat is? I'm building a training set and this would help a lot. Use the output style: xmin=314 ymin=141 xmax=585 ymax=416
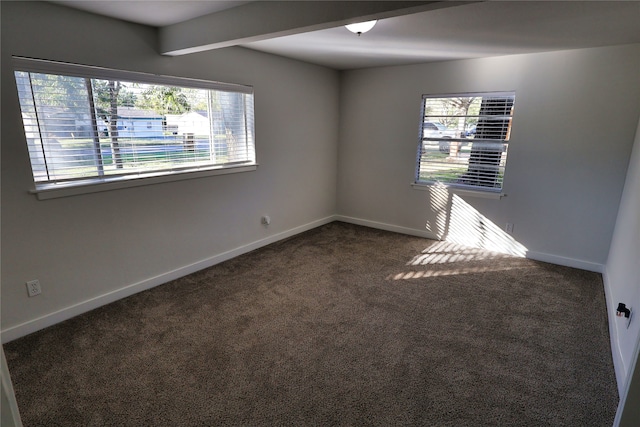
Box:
xmin=14 ymin=66 xmax=256 ymax=188
xmin=416 ymin=92 xmax=514 ymax=191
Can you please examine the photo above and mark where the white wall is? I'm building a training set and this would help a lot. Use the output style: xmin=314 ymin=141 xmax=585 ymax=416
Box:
xmin=606 ymin=116 xmax=640 ymax=390
xmin=337 ymin=45 xmax=640 ymax=269
xmin=1 ymin=348 xmax=22 ymax=427
xmin=1 ymin=1 xmax=339 ymax=338
xmin=2 ymin=1 xmax=640 ymax=423
xmin=615 ymin=333 xmax=640 ymax=426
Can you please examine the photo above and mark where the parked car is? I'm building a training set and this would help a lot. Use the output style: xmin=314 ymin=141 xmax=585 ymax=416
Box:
xmin=464 ymin=125 xmax=476 ymax=137
xmin=422 ymin=122 xmax=459 ymax=153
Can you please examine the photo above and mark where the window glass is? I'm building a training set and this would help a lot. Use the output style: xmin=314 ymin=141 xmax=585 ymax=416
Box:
xmin=13 ymin=58 xmax=255 ymax=191
xmin=416 ymin=92 xmax=515 ymax=192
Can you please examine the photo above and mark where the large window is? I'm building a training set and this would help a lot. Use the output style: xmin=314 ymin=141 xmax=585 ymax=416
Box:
xmin=13 ymin=57 xmax=255 ymax=196
xmin=415 ymin=92 xmax=515 ymax=193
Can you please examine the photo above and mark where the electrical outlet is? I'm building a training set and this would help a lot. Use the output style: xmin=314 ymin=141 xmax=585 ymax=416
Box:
xmin=26 ymin=279 xmax=41 ymax=297
xmin=505 ymin=223 xmax=514 ymax=234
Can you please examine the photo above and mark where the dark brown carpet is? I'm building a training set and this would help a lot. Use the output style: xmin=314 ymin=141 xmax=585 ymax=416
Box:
xmin=4 ymin=222 xmax=618 ymax=426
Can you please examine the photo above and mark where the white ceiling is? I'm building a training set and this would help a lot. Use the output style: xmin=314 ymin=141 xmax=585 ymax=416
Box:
xmin=245 ymin=1 xmax=640 ymax=69
xmin=53 ymin=1 xmax=253 ymax=27
xmin=51 ymin=1 xmax=640 ymax=70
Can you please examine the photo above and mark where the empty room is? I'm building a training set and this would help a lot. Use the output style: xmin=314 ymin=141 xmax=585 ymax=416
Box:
xmin=1 ymin=1 xmax=639 ymax=426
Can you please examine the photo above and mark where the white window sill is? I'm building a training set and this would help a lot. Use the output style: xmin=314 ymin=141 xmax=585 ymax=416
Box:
xmin=411 ymin=182 xmax=505 ymax=199
xmin=31 ymin=164 xmax=258 ymax=200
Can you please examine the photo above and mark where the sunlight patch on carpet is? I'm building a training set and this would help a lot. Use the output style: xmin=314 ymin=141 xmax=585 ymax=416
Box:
xmin=388 ymin=240 xmax=531 ymax=280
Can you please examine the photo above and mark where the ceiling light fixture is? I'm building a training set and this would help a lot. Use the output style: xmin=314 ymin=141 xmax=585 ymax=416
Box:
xmin=345 ymin=20 xmax=377 ymax=36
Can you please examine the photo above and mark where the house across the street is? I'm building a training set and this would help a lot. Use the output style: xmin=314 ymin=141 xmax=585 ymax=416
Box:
xmin=165 ymin=111 xmax=210 ymax=136
xmin=101 ymin=107 xmax=164 ymax=138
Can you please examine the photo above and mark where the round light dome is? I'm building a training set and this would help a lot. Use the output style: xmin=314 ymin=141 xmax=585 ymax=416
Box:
xmin=345 ymin=20 xmax=377 ymax=35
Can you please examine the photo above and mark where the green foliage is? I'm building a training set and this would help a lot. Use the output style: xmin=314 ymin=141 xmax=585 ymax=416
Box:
xmin=29 ymin=73 xmax=89 ymax=109
xmin=441 ymin=97 xmax=479 ymax=129
xmin=182 ymin=88 xmax=210 ymax=111
xmin=424 ymin=96 xmax=481 ymax=131
xmin=92 ymin=80 xmax=137 ymax=118
xmin=137 ymin=85 xmax=192 ymax=115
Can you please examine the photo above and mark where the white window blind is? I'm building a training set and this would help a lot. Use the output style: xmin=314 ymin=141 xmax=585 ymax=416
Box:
xmin=416 ymin=92 xmax=516 ymax=192
xmin=13 ymin=57 xmax=255 ymax=191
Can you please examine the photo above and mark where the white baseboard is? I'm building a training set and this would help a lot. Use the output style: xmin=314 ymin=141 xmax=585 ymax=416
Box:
xmin=0 ymin=215 xmax=609 ymax=344
xmin=334 ymin=215 xmax=440 ymax=240
xmin=339 ymin=216 xmax=621 ymax=398
xmin=613 ymin=328 xmax=640 ymax=427
xmin=1 ymin=216 xmax=337 ymax=344
xmin=525 ymin=250 xmax=604 ymax=273
xmin=336 ymin=217 xmax=606 ymax=271
xmin=602 ymin=267 xmax=627 ymax=396
xmin=1 ymin=348 xmax=23 ymax=426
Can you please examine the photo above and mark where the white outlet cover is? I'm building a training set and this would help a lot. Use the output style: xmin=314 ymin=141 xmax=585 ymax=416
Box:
xmin=26 ymin=279 xmax=41 ymax=297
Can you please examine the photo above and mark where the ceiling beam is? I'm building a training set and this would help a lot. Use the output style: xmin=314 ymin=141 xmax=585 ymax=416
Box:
xmin=159 ymin=1 xmax=465 ymax=56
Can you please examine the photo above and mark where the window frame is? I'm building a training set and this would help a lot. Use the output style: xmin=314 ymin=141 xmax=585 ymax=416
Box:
xmin=413 ymin=91 xmax=516 ymax=197
xmin=12 ymin=57 xmax=257 ymax=200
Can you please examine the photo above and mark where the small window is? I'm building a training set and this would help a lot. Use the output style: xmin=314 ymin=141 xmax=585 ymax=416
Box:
xmin=415 ymin=92 xmax=515 ymax=193
xmin=13 ymin=57 xmax=256 ymax=194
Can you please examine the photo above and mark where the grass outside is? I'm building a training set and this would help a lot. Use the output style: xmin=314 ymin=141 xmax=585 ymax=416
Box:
xmin=419 ymin=143 xmax=505 ymax=186
xmin=420 ymin=144 xmax=469 ymax=183
xmin=58 ymin=136 xmax=202 ymax=148
xmin=44 ymin=136 xmax=230 ymax=181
